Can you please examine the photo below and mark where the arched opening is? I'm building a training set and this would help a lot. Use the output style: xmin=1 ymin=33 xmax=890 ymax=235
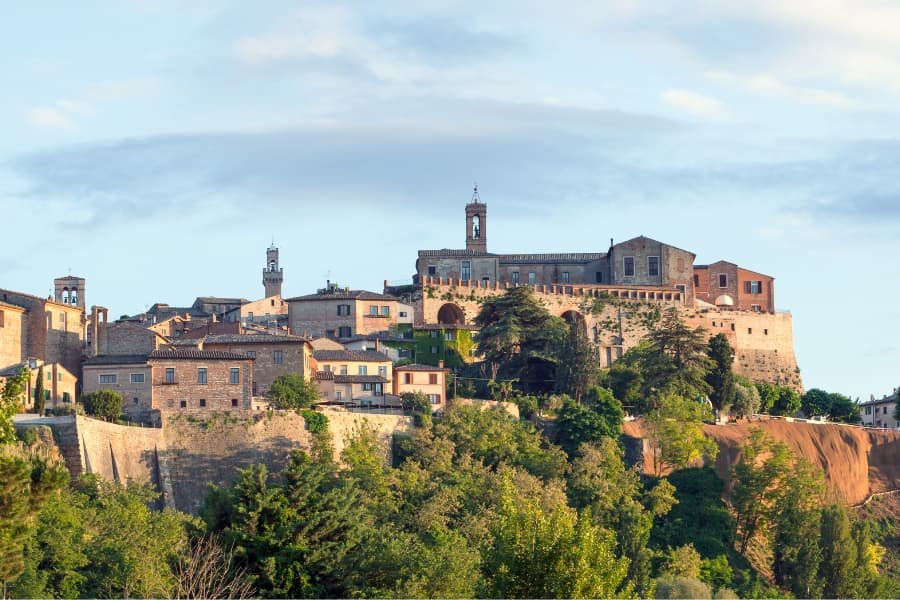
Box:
xmin=70 ymin=288 xmax=78 ymax=305
xmin=269 ymin=260 xmax=277 ymax=272
xmin=437 ymin=303 xmax=465 ymax=325
xmin=561 ymin=310 xmax=587 ymax=335
xmin=61 ymin=288 xmax=69 ymax=304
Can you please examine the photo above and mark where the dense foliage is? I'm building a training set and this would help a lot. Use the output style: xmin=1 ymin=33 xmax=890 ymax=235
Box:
xmin=267 ymin=373 xmax=319 ymax=410
xmin=82 ymin=389 xmax=123 ymax=421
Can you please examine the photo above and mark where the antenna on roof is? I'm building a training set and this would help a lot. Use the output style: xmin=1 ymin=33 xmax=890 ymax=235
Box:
xmin=472 ymin=182 xmax=481 ymax=203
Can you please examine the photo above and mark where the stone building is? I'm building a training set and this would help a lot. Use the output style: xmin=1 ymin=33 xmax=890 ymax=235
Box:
xmin=314 ymin=371 xmax=394 ymax=407
xmin=313 ymin=349 xmax=393 ymax=380
xmin=82 ymin=354 xmax=153 ymax=420
xmin=694 ymin=261 xmax=775 ymax=313
xmin=0 ymin=300 xmax=26 ymax=371
xmin=222 ymin=295 xmax=288 ymax=327
xmin=860 ymin=389 xmax=898 ymax=429
xmin=200 ymin=333 xmax=314 ymax=396
xmin=393 ymin=363 xmax=449 ymax=410
xmin=0 ymin=359 xmax=77 ymax=411
xmin=287 ymin=283 xmax=400 ymax=339
xmin=263 ymin=243 xmax=284 ymax=298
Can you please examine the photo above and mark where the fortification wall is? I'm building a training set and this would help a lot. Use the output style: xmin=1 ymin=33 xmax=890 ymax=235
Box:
xmin=321 ymin=406 xmax=414 ymax=460
xmin=412 ymin=280 xmax=801 ymax=390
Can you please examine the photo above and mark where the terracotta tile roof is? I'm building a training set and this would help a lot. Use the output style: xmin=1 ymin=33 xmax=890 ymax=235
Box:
xmin=394 ymin=363 xmax=448 ymax=371
xmin=285 ymin=290 xmax=399 ymax=302
xmin=83 ymin=354 xmax=150 ymax=366
xmin=313 ymin=349 xmax=392 ymax=362
xmin=148 ymin=349 xmax=252 ymax=361
xmin=0 ymin=300 xmax=26 ymax=311
xmin=203 ymin=333 xmax=309 ymax=345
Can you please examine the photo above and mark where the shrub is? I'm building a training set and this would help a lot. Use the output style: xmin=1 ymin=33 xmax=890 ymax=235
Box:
xmin=654 ymin=576 xmax=712 ymax=599
xmin=268 ymin=374 xmax=319 ymax=410
xmin=82 ymin=390 xmax=123 ymax=421
xmin=301 ymin=409 xmax=328 ymax=434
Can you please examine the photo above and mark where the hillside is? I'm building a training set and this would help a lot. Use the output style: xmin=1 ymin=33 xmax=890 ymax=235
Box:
xmin=624 ymin=418 xmax=900 ymax=505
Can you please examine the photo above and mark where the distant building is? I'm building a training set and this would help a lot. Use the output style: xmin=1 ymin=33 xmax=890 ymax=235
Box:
xmin=393 ymin=363 xmax=449 ymax=411
xmin=263 ymin=243 xmax=284 ymax=298
xmin=200 ymin=333 xmax=314 ymax=396
xmin=694 ymin=261 xmax=775 ymax=314
xmin=860 ymin=390 xmax=898 ymax=429
xmin=0 ymin=359 xmax=77 ymax=412
xmin=313 ymin=348 xmax=393 ymax=406
xmin=287 ymin=283 xmax=400 ymax=339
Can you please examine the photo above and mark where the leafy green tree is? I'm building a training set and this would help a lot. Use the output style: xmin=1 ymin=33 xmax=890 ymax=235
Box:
xmin=654 ymin=576 xmax=712 ymax=599
xmin=645 ymin=394 xmax=717 ymax=476
xmin=33 ymin=366 xmax=45 ymax=415
xmin=827 ymin=392 xmax=859 ymax=424
xmin=772 ymin=459 xmax=824 ymax=599
xmin=660 ymin=544 xmax=702 ymax=579
xmin=818 ymin=503 xmax=856 ymax=599
xmin=706 ymin=334 xmax=735 ymax=412
xmin=699 ymin=555 xmax=733 ymax=593
xmin=401 ymin=391 xmax=433 ymax=427
xmin=267 ymin=373 xmax=319 ymax=410
xmin=1 ymin=369 xmax=29 ymax=444
xmin=482 ymin=475 xmax=631 ymax=599
xmin=802 ymin=388 xmax=833 ymax=417
xmin=555 ymin=320 xmax=599 ymax=401
xmin=772 ymin=386 xmax=801 ymax=416
xmin=642 ymin=309 xmax=714 ymax=403
xmin=554 ymin=392 xmax=622 ymax=458
xmin=82 ymin=389 xmax=123 ymax=421
xmin=731 ymin=379 xmax=761 ymax=419
xmin=474 ymin=286 xmax=568 ymax=393
xmin=755 ymin=381 xmax=779 ymax=413
xmin=604 ymin=362 xmax=643 ymax=411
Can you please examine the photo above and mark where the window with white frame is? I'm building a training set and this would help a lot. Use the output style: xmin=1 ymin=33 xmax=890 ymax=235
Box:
xmin=130 ymin=373 xmax=144 ymax=384
xmin=528 ymin=272 xmax=536 ymax=284
xmin=99 ymin=374 xmax=117 ymax=384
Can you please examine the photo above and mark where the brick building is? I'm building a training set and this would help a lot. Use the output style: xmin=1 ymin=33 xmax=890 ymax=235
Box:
xmin=287 ymin=284 xmax=400 ymax=339
xmin=0 ymin=301 xmax=26 ymax=370
xmin=0 ymin=359 xmax=77 ymax=411
xmin=694 ymin=261 xmax=775 ymax=313
xmin=82 ymin=354 xmax=153 ymax=420
xmin=200 ymin=333 xmax=314 ymax=396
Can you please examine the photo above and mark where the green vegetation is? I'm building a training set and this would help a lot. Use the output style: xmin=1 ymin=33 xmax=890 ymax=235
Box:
xmin=301 ymin=409 xmax=328 ymax=434
xmin=32 ymin=367 xmax=44 ymax=416
xmin=801 ymin=387 xmax=860 ymax=423
xmin=267 ymin=373 xmax=319 ymax=410
xmin=1 ymin=369 xmax=28 ymax=444
xmin=82 ymin=389 xmax=123 ymax=422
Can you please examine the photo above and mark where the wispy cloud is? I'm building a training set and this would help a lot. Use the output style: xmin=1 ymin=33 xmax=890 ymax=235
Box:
xmin=708 ymin=70 xmax=860 ymax=109
xmin=86 ymin=76 xmax=161 ymax=101
xmin=661 ymin=88 xmax=731 ymax=120
xmin=25 ymin=100 xmax=93 ymax=130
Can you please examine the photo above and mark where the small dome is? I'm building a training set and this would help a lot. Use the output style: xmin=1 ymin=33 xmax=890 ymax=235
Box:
xmin=715 ymin=294 xmax=734 ymax=307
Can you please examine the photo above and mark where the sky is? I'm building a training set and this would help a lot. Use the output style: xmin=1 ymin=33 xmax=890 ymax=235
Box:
xmin=1 ymin=0 xmax=899 ymax=401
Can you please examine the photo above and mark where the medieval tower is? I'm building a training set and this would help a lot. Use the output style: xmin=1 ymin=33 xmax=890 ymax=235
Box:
xmin=263 ymin=243 xmax=284 ymax=297
xmin=54 ymin=275 xmax=85 ymax=309
xmin=465 ymin=185 xmax=487 ymax=253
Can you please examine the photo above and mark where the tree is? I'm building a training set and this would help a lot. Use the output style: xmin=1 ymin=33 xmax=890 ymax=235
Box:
xmin=643 ymin=309 xmax=714 ymax=402
xmin=173 ymin=534 xmax=255 ymax=599
xmin=755 ymin=381 xmax=779 ymax=413
xmin=654 ymin=576 xmax=712 ymax=599
xmin=706 ymin=334 xmax=735 ymax=413
xmin=482 ymin=475 xmax=631 ymax=599
xmin=802 ymin=388 xmax=833 ymax=417
xmin=604 ymin=362 xmax=643 ymax=411
xmin=818 ymin=504 xmax=856 ymax=599
xmin=555 ymin=320 xmax=599 ymax=401
xmin=827 ymin=392 xmax=859 ymax=424
xmin=1 ymin=369 xmax=29 ymax=444
xmin=731 ymin=379 xmax=761 ymax=419
xmin=33 ymin=366 xmax=45 ymax=416
xmin=82 ymin=389 xmax=123 ymax=421
xmin=644 ymin=394 xmax=717 ymax=476
xmin=554 ymin=391 xmax=623 ymax=458
xmin=772 ymin=386 xmax=800 ymax=416
xmin=474 ymin=286 xmax=568 ymax=393
xmin=401 ymin=391 xmax=432 ymax=427
xmin=267 ymin=373 xmax=319 ymax=410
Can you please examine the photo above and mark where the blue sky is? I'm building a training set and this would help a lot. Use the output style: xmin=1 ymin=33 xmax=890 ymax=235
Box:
xmin=2 ymin=1 xmax=899 ymax=401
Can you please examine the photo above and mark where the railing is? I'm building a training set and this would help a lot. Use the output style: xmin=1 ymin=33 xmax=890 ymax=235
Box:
xmin=420 ymin=276 xmax=684 ymax=303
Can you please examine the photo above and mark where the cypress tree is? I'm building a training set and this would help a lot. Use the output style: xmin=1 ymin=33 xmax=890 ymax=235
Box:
xmin=33 ymin=367 xmax=45 ymax=416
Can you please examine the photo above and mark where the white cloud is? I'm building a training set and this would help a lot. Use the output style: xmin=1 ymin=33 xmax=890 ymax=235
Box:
xmin=708 ymin=70 xmax=860 ymax=109
xmin=86 ymin=76 xmax=161 ymax=101
xmin=661 ymin=88 xmax=730 ymax=120
xmin=25 ymin=100 xmax=93 ymax=129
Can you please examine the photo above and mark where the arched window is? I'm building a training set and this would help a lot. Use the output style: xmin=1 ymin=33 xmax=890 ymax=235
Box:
xmin=472 ymin=214 xmax=481 ymax=239
xmin=70 ymin=289 xmax=78 ymax=305
xmin=61 ymin=289 xmax=69 ymax=304
xmin=269 ymin=260 xmax=277 ymax=272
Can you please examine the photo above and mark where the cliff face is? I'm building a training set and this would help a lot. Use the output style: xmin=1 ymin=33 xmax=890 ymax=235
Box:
xmin=624 ymin=419 xmax=900 ymax=505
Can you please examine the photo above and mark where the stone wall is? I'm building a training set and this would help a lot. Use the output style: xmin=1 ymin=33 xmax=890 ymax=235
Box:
xmin=0 ymin=303 xmax=26 ymax=370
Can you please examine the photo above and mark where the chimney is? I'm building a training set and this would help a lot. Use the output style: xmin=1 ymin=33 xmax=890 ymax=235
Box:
xmin=374 ymin=338 xmax=380 ymax=353
xmin=438 ymin=360 xmax=444 ymax=369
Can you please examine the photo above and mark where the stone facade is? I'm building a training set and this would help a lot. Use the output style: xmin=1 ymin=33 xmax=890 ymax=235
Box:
xmin=148 ymin=350 xmax=254 ymax=415
xmin=200 ymin=333 xmax=314 ymax=396
xmin=82 ymin=355 xmax=153 ymax=420
xmin=222 ymin=295 xmax=288 ymax=325
xmin=262 ymin=244 xmax=284 ymax=298
xmin=287 ymin=285 xmax=400 ymax=339
xmin=860 ymin=390 xmax=898 ymax=429
xmin=0 ymin=301 xmax=26 ymax=370
xmin=96 ymin=321 xmax=170 ymax=356
xmin=694 ymin=261 xmax=775 ymax=313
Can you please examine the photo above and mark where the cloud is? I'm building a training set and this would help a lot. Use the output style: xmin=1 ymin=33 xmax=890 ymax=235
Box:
xmin=708 ymin=70 xmax=861 ymax=109
xmin=86 ymin=76 xmax=161 ymax=101
xmin=661 ymin=88 xmax=731 ymax=120
xmin=25 ymin=100 xmax=93 ymax=129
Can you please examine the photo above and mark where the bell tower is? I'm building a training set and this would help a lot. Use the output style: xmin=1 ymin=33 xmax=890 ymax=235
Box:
xmin=54 ymin=275 xmax=85 ymax=309
xmin=262 ymin=243 xmax=283 ymax=297
xmin=465 ymin=184 xmax=487 ymax=253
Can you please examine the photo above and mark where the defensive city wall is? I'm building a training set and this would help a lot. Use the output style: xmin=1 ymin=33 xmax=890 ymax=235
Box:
xmin=407 ymin=277 xmax=801 ymax=391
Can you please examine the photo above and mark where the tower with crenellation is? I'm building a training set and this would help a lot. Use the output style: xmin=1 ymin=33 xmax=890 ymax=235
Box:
xmin=263 ymin=243 xmax=283 ymax=298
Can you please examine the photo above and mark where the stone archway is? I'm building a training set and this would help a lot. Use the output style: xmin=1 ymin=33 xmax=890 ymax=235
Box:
xmin=561 ymin=309 xmax=587 ymax=335
xmin=437 ymin=303 xmax=466 ymax=325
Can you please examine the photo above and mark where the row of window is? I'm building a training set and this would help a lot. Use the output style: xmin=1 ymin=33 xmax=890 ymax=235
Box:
xmin=322 ymin=364 xmax=389 ymax=377
xmin=100 ymin=369 xmax=242 ymax=385
xmin=326 ymin=326 xmax=353 ymax=338
xmin=168 ymin=398 xmax=241 ymax=409
xmin=864 ymin=405 xmax=892 ymax=415
xmin=402 ymin=373 xmax=439 ymax=385
xmin=336 ymin=304 xmax=392 ymax=317
xmin=622 ymin=256 xmax=660 ymax=278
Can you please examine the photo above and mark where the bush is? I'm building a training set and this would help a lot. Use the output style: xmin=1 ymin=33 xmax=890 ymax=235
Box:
xmin=300 ymin=409 xmax=328 ymax=434
xmin=268 ymin=373 xmax=319 ymax=410
xmin=654 ymin=576 xmax=712 ymax=599
xmin=82 ymin=390 xmax=123 ymax=421
xmin=50 ymin=404 xmax=83 ymax=416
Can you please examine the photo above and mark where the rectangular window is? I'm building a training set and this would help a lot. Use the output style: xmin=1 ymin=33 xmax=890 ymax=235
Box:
xmin=676 ymin=284 xmax=686 ymax=298
xmin=180 ymin=400 xmax=187 ymax=409
xmin=430 ymin=345 xmax=438 ymax=354
xmin=130 ymin=373 xmax=145 ymax=384
xmin=198 ymin=368 xmax=207 ymax=384
xmin=362 ymin=383 xmax=373 ymax=391
xmin=865 ymin=406 xmax=871 ymax=415
xmin=561 ymin=271 xmax=570 ymax=283
xmin=231 ymin=398 xmax=238 ymax=408
xmin=274 ymin=350 xmax=283 ymax=364
xmin=337 ymin=304 xmax=351 ymax=316
xmin=0 ymin=310 xmax=4 ymax=327
xmin=648 ymin=256 xmax=659 ymax=277
xmin=719 ymin=273 xmax=728 ymax=288
xmin=528 ymin=272 xmax=536 ymax=284
xmin=99 ymin=374 xmax=117 ymax=384
xmin=624 ymin=256 xmax=635 ymax=277
xmin=47 ymin=371 xmax=51 ymax=380
xmin=248 ymin=312 xmax=254 ymax=320
xmin=427 ymin=266 xmax=436 ymax=275
xmin=429 ymin=373 xmax=438 ymax=385
xmin=370 ymin=305 xmax=378 ymax=316
xmin=595 ymin=271 xmax=603 ymax=283
xmin=429 ymin=330 xmax=438 ymax=338
xmin=399 ymin=311 xmax=407 ymax=317
xmin=428 ymin=394 xmax=440 ymax=404
xmin=461 ymin=261 xmax=471 ymax=281
xmin=358 ymin=365 xmax=368 ymax=375
xmin=378 ymin=366 xmax=387 ymax=377
xmin=338 ymin=326 xmax=351 ymax=337
xmin=751 ymin=304 xmax=762 ymax=312
xmin=165 ymin=368 xmax=175 ymax=384
xmin=336 ymin=391 xmax=343 ymax=401
xmin=57 ymin=372 xmax=62 ymax=382
xmin=340 ymin=365 xmax=348 ymax=375
xmin=404 ymin=373 xmax=412 ymax=384
xmin=511 ymin=271 xmax=520 ymax=284
xmin=230 ymin=368 xmax=240 ymax=384
xmin=750 ymin=280 xmax=762 ymax=294
xmin=381 ymin=305 xmax=390 ymax=316
xmin=199 ymin=399 xmax=206 ymax=407
xmin=324 ymin=364 xmax=331 ymax=372
xmin=693 ymin=274 xmax=699 ymax=287
xmin=444 ymin=331 xmax=454 ymax=341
